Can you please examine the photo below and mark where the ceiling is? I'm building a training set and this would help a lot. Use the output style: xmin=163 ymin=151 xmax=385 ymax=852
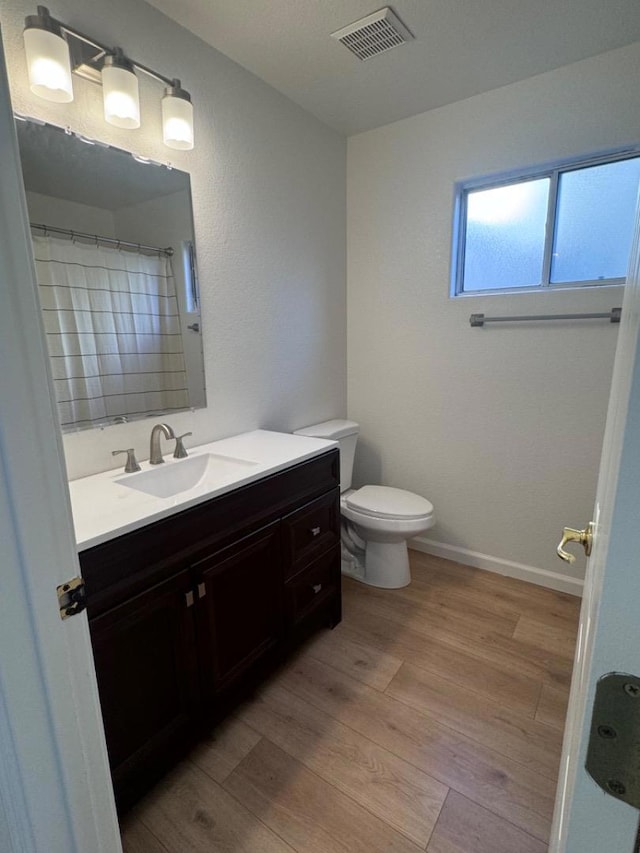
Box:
xmin=146 ymin=0 xmax=640 ymax=135
xmin=17 ymin=120 xmax=189 ymax=210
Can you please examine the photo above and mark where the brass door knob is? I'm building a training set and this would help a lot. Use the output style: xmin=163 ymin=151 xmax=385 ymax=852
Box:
xmin=557 ymin=522 xmax=594 ymax=564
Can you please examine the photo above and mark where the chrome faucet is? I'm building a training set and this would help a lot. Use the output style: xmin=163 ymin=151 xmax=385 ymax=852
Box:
xmin=149 ymin=423 xmax=175 ymax=465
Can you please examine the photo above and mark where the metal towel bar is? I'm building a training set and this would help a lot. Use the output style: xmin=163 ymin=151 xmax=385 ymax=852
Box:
xmin=470 ymin=307 xmax=621 ymax=327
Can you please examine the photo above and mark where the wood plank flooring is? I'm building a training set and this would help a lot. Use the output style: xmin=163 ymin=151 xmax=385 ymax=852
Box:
xmin=121 ymin=550 xmax=581 ymax=853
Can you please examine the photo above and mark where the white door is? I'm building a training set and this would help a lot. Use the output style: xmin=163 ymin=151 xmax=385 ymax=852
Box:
xmin=552 ymin=201 xmax=640 ymax=851
xmin=0 ymin=31 xmax=122 ymax=853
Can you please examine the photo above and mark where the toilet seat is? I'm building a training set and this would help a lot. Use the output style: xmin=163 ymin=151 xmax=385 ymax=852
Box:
xmin=345 ymin=485 xmax=434 ymax=521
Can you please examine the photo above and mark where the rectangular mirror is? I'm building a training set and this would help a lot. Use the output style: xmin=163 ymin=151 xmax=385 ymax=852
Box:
xmin=16 ymin=117 xmax=206 ymax=433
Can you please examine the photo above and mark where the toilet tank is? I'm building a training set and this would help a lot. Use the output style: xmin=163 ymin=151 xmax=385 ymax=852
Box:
xmin=294 ymin=419 xmax=359 ymax=492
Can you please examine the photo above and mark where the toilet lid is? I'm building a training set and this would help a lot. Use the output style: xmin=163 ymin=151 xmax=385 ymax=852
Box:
xmin=345 ymin=485 xmax=434 ymax=520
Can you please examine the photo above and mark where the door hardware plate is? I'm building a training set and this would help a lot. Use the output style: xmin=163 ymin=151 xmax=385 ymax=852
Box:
xmin=57 ymin=576 xmax=87 ymax=620
xmin=586 ymin=672 xmax=640 ymax=809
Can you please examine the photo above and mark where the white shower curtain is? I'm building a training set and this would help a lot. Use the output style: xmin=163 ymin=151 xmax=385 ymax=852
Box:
xmin=33 ymin=234 xmax=190 ymax=429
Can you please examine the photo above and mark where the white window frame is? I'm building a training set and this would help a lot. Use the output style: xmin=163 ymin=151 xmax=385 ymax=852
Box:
xmin=451 ymin=147 xmax=640 ymax=298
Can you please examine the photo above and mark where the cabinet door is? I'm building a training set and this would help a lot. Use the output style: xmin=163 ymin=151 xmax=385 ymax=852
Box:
xmin=194 ymin=522 xmax=282 ymax=704
xmin=89 ymin=569 xmax=200 ymax=810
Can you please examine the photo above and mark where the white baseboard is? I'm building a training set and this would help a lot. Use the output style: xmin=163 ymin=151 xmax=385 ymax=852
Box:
xmin=409 ymin=536 xmax=584 ymax=597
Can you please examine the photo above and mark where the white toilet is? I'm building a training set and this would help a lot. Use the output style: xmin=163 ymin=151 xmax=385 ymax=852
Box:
xmin=294 ymin=420 xmax=435 ymax=588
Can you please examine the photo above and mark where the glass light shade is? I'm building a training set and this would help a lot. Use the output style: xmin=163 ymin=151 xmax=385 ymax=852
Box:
xmin=162 ymin=90 xmax=194 ymax=150
xmin=24 ymin=26 xmax=73 ymax=103
xmin=102 ymin=63 xmax=140 ymax=129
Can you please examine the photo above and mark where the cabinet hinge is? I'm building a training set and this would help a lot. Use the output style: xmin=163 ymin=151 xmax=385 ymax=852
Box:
xmin=57 ymin=576 xmax=87 ymax=620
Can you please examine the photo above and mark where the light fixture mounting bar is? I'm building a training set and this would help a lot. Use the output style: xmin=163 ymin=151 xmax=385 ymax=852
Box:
xmin=130 ymin=60 xmax=174 ymax=89
xmin=60 ymin=22 xmax=107 ymax=54
xmin=38 ymin=6 xmax=175 ymax=87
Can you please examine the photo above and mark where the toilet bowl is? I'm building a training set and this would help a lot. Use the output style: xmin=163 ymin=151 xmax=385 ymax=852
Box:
xmin=341 ymin=485 xmax=434 ymax=588
xmin=294 ymin=420 xmax=436 ymax=588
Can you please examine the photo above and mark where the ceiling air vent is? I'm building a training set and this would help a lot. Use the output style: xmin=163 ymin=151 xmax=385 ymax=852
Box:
xmin=331 ymin=7 xmax=414 ymax=61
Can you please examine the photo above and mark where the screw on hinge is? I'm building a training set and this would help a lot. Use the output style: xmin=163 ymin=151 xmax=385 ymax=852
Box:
xmin=607 ymin=779 xmax=627 ymax=796
xmin=624 ymin=682 xmax=640 ymax=698
xmin=597 ymin=725 xmax=617 ymax=739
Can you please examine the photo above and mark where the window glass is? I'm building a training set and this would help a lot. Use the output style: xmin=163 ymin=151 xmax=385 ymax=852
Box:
xmin=463 ymin=179 xmax=550 ymax=292
xmin=551 ymin=158 xmax=640 ymax=283
xmin=454 ymin=152 xmax=640 ymax=295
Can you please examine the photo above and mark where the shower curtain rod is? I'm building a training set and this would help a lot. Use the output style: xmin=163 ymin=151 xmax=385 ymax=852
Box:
xmin=30 ymin=222 xmax=174 ymax=257
xmin=469 ymin=307 xmax=621 ymax=327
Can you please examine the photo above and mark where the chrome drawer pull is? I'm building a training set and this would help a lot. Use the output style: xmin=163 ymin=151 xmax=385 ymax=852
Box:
xmin=310 ymin=526 xmax=321 ymax=537
xmin=312 ymin=583 xmax=322 ymax=594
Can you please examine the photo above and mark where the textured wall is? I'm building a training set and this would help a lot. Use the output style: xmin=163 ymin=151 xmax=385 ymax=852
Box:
xmin=347 ymin=43 xmax=640 ymax=582
xmin=0 ymin=0 xmax=346 ymax=480
xmin=26 ymin=191 xmax=117 ymax=236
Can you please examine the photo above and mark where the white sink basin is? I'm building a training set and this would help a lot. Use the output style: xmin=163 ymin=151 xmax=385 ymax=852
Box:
xmin=70 ymin=430 xmax=338 ymax=550
xmin=116 ymin=453 xmax=258 ymax=498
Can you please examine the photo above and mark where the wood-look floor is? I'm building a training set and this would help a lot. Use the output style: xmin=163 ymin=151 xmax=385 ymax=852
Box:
xmin=120 ymin=551 xmax=581 ymax=853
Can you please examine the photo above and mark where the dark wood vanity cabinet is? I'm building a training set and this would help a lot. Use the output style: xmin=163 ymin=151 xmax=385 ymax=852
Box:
xmin=193 ymin=522 xmax=284 ymax=710
xmin=79 ymin=449 xmax=340 ymax=812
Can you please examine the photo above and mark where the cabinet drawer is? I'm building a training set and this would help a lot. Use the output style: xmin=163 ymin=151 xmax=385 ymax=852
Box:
xmin=282 ymin=489 xmax=340 ymax=580
xmin=285 ymin=546 xmax=340 ymax=628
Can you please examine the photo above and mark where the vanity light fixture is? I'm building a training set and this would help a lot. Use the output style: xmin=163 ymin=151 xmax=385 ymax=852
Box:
xmin=22 ymin=6 xmax=195 ymax=150
xmin=102 ymin=49 xmax=140 ymax=129
xmin=162 ymin=82 xmax=194 ymax=150
xmin=23 ymin=6 xmax=73 ymax=102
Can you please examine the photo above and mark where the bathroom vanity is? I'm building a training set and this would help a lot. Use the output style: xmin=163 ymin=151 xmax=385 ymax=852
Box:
xmin=72 ymin=432 xmax=341 ymax=811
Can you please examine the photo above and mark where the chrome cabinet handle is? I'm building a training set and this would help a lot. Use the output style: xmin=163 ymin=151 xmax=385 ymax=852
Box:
xmin=310 ymin=526 xmax=321 ymax=537
xmin=557 ymin=522 xmax=594 ymax=564
xmin=186 ymin=585 xmax=206 ymax=607
xmin=312 ymin=583 xmax=322 ymax=594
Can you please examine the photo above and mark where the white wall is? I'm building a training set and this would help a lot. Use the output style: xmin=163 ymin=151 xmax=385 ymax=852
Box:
xmin=347 ymin=42 xmax=640 ymax=586
xmin=25 ymin=191 xmax=116 ymax=236
xmin=0 ymin=0 xmax=346 ymax=480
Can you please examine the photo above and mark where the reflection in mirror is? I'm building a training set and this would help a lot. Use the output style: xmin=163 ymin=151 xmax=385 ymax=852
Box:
xmin=16 ymin=117 xmax=206 ymax=433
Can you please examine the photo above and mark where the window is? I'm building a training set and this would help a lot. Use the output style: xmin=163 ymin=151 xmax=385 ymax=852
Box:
xmin=452 ymin=151 xmax=640 ymax=296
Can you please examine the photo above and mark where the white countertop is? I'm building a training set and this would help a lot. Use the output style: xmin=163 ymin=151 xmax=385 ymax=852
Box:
xmin=69 ymin=430 xmax=337 ymax=551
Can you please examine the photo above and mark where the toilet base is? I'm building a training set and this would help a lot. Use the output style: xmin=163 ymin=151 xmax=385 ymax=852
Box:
xmin=341 ymin=540 xmax=411 ymax=589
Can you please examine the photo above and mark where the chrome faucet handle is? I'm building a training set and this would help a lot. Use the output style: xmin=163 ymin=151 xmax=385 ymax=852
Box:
xmin=173 ymin=432 xmax=193 ymax=459
xmin=112 ymin=448 xmax=141 ymax=474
